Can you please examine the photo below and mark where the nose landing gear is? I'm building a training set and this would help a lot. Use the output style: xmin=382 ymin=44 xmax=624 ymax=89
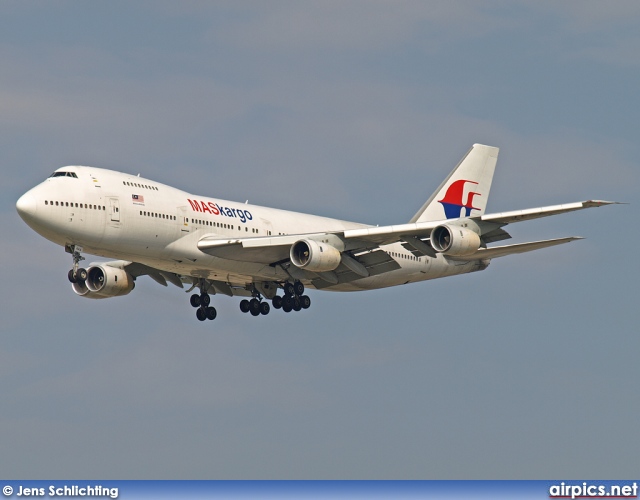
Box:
xmin=66 ymin=244 xmax=87 ymax=283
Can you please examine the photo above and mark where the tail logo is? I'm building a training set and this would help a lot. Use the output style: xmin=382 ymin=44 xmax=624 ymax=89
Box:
xmin=438 ymin=179 xmax=481 ymax=219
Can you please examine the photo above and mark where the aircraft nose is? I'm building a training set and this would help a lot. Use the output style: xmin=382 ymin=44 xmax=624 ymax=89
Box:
xmin=16 ymin=190 xmax=37 ymax=220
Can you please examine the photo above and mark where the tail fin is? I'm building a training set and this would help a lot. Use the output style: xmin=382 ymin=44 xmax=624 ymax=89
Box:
xmin=409 ymin=143 xmax=499 ymax=223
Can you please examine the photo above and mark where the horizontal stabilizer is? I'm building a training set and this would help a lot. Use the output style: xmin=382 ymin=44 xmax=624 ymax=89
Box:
xmin=454 ymin=237 xmax=582 ymax=261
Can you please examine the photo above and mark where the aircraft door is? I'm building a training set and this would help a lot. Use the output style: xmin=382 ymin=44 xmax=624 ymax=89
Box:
xmin=109 ymin=198 xmax=120 ymax=222
xmin=177 ymin=206 xmax=189 ymax=233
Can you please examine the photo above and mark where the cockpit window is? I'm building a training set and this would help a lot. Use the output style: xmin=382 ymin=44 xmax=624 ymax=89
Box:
xmin=49 ymin=171 xmax=78 ymax=178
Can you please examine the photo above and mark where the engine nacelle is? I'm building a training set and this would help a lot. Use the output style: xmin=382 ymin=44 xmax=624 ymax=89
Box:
xmin=72 ymin=265 xmax=135 ymax=299
xmin=430 ymin=224 xmax=481 ymax=257
xmin=290 ymin=239 xmax=342 ymax=272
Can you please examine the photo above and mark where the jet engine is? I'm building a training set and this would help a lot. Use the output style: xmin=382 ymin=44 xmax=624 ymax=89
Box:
xmin=71 ymin=264 xmax=135 ymax=299
xmin=290 ymin=239 xmax=342 ymax=272
xmin=430 ymin=225 xmax=481 ymax=257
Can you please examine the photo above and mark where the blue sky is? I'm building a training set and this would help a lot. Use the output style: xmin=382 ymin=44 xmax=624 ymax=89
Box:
xmin=1 ymin=2 xmax=638 ymax=479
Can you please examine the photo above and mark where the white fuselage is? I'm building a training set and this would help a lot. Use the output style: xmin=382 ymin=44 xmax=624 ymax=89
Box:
xmin=17 ymin=166 xmax=486 ymax=292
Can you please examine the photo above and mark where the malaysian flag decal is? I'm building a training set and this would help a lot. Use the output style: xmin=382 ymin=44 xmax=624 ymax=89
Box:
xmin=132 ymin=194 xmax=145 ymax=205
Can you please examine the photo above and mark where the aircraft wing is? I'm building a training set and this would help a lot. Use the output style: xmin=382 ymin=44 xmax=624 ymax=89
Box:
xmin=196 ymin=199 xmax=618 ymax=282
xmin=478 ymin=200 xmax=620 ymax=225
xmin=198 ymin=234 xmax=304 ymax=264
xmin=341 ymin=200 xmax=619 ymax=253
xmin=99 ymin=260 xmax=245 ymax=296
xmin=100 ymin=260 xmax=186 ymax=288
xmin=450 ymin=237 xmax=582 ymax=261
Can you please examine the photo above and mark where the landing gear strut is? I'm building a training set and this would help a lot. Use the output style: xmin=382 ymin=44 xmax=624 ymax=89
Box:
xmin=66 ymin=244 xmax=87 ymax=283
xmin=189 ymin=279 xmax=216 ymax=321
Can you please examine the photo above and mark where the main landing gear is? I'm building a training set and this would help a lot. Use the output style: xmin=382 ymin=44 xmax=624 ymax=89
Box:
xmin=189 ymin=279 xmax=217 ymax=321
xmin=66 ymin=245 xmax=87 ymax=284
xmin=188 ymin=279 xmax=311 ymax=322
xmin=239 ymin=297 xmax=270 ymax=317
xmin=239 ymin=286 xmax=271 ymax=317
xmin=239 ymin=281 xmax=310 ymax=318
xmin=271 ymin=280 xmax=311 ymax=314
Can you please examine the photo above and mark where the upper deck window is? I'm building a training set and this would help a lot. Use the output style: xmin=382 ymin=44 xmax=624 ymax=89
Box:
xmin=49 ymin=171 xmax=78 ymax=178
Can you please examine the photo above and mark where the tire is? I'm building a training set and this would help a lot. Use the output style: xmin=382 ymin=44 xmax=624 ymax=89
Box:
xmin=293 ymin=281 xmax=304 ymax=296
xmin=282 ymin=302 xmax=292 ymax=313
xmin=300 ymin=295 xmax=311 ymax=309
xmin=282 ymin=295 xmax=293 ymax=309
xmin=68 ymin=269 xmax=77 ymax=283
xmin=190 ymin=294 xmax=201 ymax=308
xmin=239 ymin=299 xmax=250 ymax=313
xmin=259 ymin=301 xmax=270 ymax=315
xmin=292 ymin=297 xmax=302 ymax=312
xmin=200 ymin=293 xmax=211 ymax=306
xmin=272 ymin=296 xmax=282 ymax=309
xmin=249 ymin=298 xmax=260 ymax=315
xmin=284 ymin=282 xmax=295 ymax=296
xmin=206 ymin=306 xmax=217 ymax=320
xmin=196 ymin=307 xmax=207 ymax=321
xmin=75 ymin=268 xmax=87 ymax=282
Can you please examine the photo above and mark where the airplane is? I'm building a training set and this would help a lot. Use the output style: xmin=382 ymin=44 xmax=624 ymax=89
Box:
xmin=16 ymin=143 xmax=619 ymax=322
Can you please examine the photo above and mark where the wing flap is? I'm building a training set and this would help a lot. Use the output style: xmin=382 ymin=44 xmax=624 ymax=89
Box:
xmin=312 ymin=249 xmax=400 ymax=289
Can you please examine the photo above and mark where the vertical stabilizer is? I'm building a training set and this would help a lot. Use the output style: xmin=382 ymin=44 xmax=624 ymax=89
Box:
xmin=409 ymin=144 xmax=499 ymax=223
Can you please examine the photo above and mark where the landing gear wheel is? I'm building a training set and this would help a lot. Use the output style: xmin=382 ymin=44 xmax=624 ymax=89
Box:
xmin=272 ymin=296 xmax=282 ymax=309
xmin=206 ymin=306 xmax=217 ymax=320
xmin=75 ymin=268 xmax=87 ymax=282
xmin=284 ymin=282 xmax=295 ymax=296
xmin=292 ymin=297 xmax=302 ymax=312
xmin=200 ymin=293 xmax=211 ymax=307
xmin=300 ymin=295 xmax=311 ymax=309
xmin=249 ymin=298 xmax=261 ymax=316
xmin=240 ymin=299 xmax=250 ymax=313
xmin=293 ymin=281 xmax=304 ymax=296
xmin=259 ymin=302 xmax=270 ymax=315
xmin=68 ymin=269 xmax=77 ymax=283
xmin=282 ymin=295 xmax=293 ymax=310
xmin=190 ymin=294 xmax=201 ymax=308
xmin=196 ymin=307 xmax=207 ymax=321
